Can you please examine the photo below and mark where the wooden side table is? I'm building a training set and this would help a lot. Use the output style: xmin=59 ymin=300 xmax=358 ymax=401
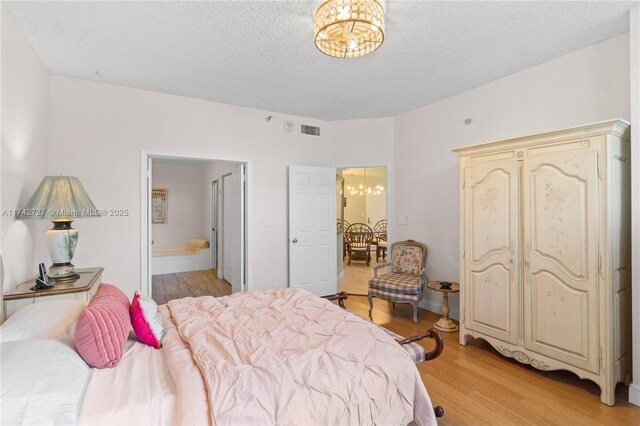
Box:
xmin=3 ymin=267 xmax=103 ymax=319
xmin=427 ymin=281 xmax=460 ymax=332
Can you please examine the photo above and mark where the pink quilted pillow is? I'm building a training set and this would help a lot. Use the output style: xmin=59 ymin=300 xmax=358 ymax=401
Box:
xmin=130 ymin=292 xmax=164 ymax=349
xmin=74 ymin=283 xmax=131 ymax=368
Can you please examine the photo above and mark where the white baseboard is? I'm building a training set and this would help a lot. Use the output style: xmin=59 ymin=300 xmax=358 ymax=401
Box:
xmin=217 ymin=270 xmax=223 ymax=280
xmin=419 ymin=299 xmax=460 ymax=321
xmin=630 ymin=383 xmax=640 ymax=407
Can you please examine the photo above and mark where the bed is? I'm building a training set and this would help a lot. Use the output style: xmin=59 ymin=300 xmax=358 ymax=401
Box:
xmin=1 ymin=288 xmax=442 ymax=425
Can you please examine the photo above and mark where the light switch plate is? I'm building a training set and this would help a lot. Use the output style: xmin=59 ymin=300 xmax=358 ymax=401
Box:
xmin=398 ymin=215 xmax=408 ymax=225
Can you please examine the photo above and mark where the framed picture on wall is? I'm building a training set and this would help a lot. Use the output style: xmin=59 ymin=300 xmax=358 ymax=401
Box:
xmin=152 ymin=188 xmax=168 ymax=223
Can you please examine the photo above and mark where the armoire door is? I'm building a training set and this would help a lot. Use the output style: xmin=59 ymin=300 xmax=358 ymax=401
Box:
xmin=522 ymin=149 xmax=599 ymax=373
xmin=464 ymin=158 xmax=519 ymax=345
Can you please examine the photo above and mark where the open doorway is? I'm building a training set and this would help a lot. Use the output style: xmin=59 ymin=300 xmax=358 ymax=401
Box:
xmin=337 ymin=167 xmax=388 ymax=295
xmin=140 ymin=152 xmax=250 ymax=304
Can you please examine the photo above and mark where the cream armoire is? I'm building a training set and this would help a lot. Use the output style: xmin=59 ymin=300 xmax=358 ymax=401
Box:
xmin=452 ymin=120 xmax=631 ymax=406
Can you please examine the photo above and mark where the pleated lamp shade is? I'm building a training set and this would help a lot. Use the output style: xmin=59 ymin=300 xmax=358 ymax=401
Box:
xmin=18 ymin=176 xmax=99 ymax=220
xmin=18 ymin=176 xmax=99 ymax=281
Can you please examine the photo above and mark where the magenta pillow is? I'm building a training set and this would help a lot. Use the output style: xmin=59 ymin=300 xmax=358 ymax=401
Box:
xmin=74 ymin=283 xmax=131 ymax=368
xmin=130 ymin=292 xmax=164 ymax=349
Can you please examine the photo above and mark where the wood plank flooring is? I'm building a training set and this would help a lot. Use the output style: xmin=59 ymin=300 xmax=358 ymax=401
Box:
xmin=346 ymin=295 xmax=639 ymax=425
xmin=338 ymin=256 xmax=385 ymax=295
xmin=152 ymin=269 xmax=231 ymax=305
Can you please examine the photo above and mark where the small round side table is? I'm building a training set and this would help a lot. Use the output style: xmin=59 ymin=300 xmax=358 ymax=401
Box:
xmin=427 ymin=281 xmax=460 ymax=333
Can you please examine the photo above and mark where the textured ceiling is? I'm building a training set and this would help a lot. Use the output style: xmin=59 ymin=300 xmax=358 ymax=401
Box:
xmin=4 ymin=1 xmax=637 ymax=121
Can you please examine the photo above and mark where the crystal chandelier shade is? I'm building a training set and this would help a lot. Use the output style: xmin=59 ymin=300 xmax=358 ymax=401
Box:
xmin=314 ymin=0 xmax=385 ymax=59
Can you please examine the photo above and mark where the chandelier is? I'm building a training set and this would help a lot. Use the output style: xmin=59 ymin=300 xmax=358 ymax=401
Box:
xmin=346 ymin=184 xmax=384 ymax=196
xmin=346 ymin=168 xmax=384 ymax=196
xmin=314 ymin=0 xmax=385 ymax=59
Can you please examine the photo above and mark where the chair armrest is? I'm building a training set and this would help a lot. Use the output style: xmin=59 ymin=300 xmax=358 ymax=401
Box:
xmin=397 ymin=328 xmax=444 ymax=361
xmin=321 ymin=291 xmax=348 ymax=309
xmin=373 ymin=262 xmax=391 ymax=277
xmin=419 ymin=267 xmax=427 ymax=286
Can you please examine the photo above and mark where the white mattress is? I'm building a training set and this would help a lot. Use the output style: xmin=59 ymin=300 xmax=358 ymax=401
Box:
xmin=78 ymin=333 xmax=179 ymax=425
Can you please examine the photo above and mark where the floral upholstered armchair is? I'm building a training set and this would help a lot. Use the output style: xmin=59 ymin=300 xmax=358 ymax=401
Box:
xmin=368 ymin=239 xmax=427 ymax=323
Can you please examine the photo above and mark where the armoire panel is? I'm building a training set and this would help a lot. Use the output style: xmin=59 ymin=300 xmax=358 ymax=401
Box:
xmin=469 ymin=264 xmax=511 ymax=335
xmin=470 ymin=168 xmax=511 ymax=264
xmin=529 ymin=163 xmax=588 ymax=279
xmin=529 ymin=270 xmax=590 ymax=362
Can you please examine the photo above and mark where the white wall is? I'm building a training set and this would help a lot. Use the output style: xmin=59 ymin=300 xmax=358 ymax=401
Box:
xmin=394 ymin=34 xmax=631 ymax=319
xmin=48 ymin=76 xmax=331 ymax=297
xmin=343 ymin=173 xmax=367 ymax=225
xmin=628 ymin=7 xmax=640 ymax=408
xmin=0 ymin=8 xmax=50 ymax=294
xmin=364 ymin=168 xmax=387 ymax=226
xmin=151 ymin=161 xmax=208 ymax=247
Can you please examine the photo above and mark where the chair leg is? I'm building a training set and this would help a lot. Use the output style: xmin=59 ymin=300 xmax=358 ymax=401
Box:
xmin=392 ymin=302 xmax=395 ymax=309
xmin=347 ymin=251 xmax=352 ymax=265
xmin=413 ymin=302 xmax=418 ymax=324
xmin=368 ymin=294 xmax=374 ymax=318
xmin=376 ymin=246 xmax=380 ymax=262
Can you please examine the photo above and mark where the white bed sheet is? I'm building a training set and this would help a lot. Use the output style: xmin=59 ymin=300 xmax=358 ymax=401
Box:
xmin=78 ymin=333 xmax=178 ymax=425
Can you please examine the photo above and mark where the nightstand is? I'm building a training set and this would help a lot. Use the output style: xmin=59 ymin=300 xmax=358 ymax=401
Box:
xmin=3 ymin=267 xmax=103 ymax=319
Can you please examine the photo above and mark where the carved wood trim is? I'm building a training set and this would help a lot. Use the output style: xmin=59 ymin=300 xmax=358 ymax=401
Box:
xmin=495 ymin=345 xmax=551 ymax=370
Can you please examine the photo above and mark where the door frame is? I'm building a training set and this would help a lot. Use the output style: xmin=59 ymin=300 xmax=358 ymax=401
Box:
xmin=210 ymin=178 xmax=219 ymax=271
xmin=334 ymin=162 xmax=393 ymax=263
xmin=140 ymin=149 xmax=252 ymax=296
xmin=218 ymin=172 xmax=232 ymax=280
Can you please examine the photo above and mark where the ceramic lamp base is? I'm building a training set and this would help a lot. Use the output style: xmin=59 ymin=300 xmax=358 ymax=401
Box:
xmin=49 ymin=263 xmax=79 ymax=281
xmin=46 ymin=220 xmax=79 ymax=281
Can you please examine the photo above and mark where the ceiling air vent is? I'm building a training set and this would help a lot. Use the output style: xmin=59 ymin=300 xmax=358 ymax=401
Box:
xmin=301 ymin=124 xmax=321 ymax=136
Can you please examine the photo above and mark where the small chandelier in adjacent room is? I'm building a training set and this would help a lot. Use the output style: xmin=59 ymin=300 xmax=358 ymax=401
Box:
xmin=314 ymin=0 xmax=385 ymax=59
xmin=346 ymin=169 xmax=384 ymax=196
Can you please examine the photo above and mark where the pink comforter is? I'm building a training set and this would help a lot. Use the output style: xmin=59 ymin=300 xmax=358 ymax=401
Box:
xmin=164 ymin=288 xmax=436 ymax=425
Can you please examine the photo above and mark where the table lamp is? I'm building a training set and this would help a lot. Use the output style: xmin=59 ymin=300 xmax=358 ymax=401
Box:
xmin=18 ymin=176 xmax=100 ymax=281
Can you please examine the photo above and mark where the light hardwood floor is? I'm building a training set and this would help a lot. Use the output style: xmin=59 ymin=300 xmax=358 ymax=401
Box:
xmin=152 ymin=269 xmax=231 ymax=305
xmin=338 ymin=255 xmax=386 ymax=295
xmin=348 ymin=295 xmax=639 ymax=425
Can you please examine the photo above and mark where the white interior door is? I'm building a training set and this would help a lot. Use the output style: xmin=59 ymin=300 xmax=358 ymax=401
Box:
xmin=223 ymin=166 xmax=245 ymax=293
xmin=289 ymin=165 xmax=337 ymax=296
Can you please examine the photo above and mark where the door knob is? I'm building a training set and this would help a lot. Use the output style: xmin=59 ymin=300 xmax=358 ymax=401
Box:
xmin=292 ymin=238 xmax=298 ymax=243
